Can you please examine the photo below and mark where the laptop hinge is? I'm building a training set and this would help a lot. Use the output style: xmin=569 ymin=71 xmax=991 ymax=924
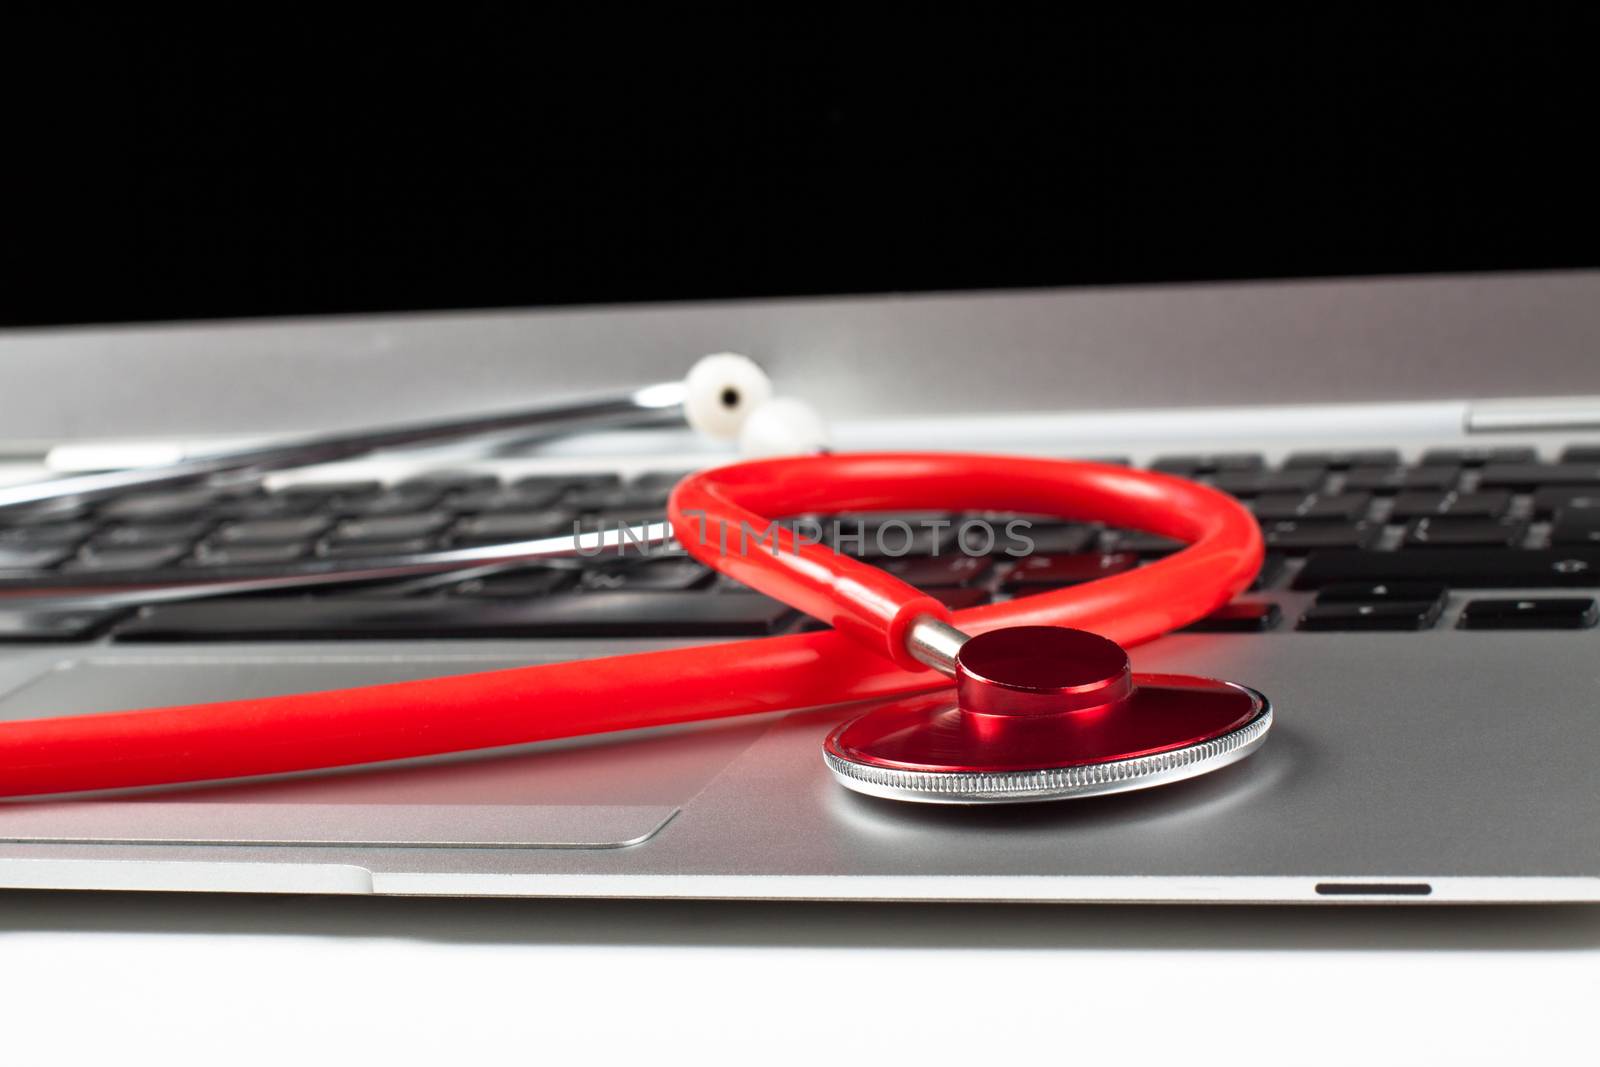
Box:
xmin=1467 ymin=396 xmax=1600 ymax=434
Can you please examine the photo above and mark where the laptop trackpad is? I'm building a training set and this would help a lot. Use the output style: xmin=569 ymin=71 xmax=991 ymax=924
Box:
xmin=0 ymin=656 xmax=769 ymax=849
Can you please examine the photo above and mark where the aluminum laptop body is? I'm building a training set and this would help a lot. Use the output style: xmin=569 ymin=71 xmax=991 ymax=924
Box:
xmin=1 ymin=270 xmax=1597 ymax=903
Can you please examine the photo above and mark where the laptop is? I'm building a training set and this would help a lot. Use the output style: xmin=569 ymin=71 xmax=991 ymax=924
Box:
xmin=1 ymin=270 xmax=1597 ymax=902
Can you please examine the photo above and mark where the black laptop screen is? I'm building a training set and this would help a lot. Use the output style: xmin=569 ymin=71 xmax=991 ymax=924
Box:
xmin=1 ymin=14 xmax=1591 ymax=327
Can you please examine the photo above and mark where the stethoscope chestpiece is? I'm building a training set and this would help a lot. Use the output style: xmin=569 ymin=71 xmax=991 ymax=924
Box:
xmin=823 ymin=626 xmax=1271 ymax=804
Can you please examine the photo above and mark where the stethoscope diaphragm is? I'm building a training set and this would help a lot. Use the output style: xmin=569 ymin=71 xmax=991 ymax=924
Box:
xmin=823 ymin=686 xmax=1272 ymax=804
xmin=821 ymin=627 xmax=1272 ymax=804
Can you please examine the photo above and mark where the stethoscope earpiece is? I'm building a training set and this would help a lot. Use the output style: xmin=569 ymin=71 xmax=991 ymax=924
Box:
xmin=682 ymin=352 xmax=775 ymax=441
xmin=737 ymin=396 xmax=830 ymax=457
xmin=683 ymin=352 xmax=830 ymax=456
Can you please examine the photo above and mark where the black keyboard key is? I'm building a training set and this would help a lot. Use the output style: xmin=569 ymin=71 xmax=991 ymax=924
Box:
xmin=393 ymin=472 xmax=502 ymax=492
xmin=1252 ymin=493 xmax=1371 ymax=522
xmin=994 ymin=521 xmax=1097 ymax=557
xmin=831 ymin=515 xmax=955 ymax=558
xmin=329 ymin=489 xmax=441 ymax=517
xmin=190 ymin=543 xmax=310 ymax=567
xmin=453 ymin=510 xmax=575 ymax=544
xmin=1181 ymin=601 xmax=1282 ymax=633
xmin=1298 ymin=600 xmax=1444 ymax=631
xmin=1317 ymin=581 xmax=1448 ymax=604
xmin=1261 ymin=521 xmax=1377 ymax=553
xmin=1250 ymin=554 xmax=1286 ymax=591
xmin=1559 ymin=445 xmax=1600 ymax=464
xmin=567 ymin=485 xmax=672 ymax=512
xmin=317 ymin=538 xmax=438 ymax=559
xmin=1460 ymin=597 xmax=1598 ymax=630
xmin=1405 ymin=517 xmax=1527 ymax=548
xmin=1210 ymin=454 xmax=1272 ymax=471
xmin=1210 ymin=469 xmax=1323 ymax=497
xmin=1478 ymin=463 xmax=1600 ymax=489
xmin=632 ymin=470 xmax=696 ymax=492
xmin=217 ymin=516 xmax=334 ymax=545
xmin=513 ymin=473 xmax=622 ymax=492
xmin=91 ymin=521 xmax=211 ymax=548
xmin=1149 ymin=453 xmax=1264 ymax=475
xmin=330 ymin=513 xmax=454 ymax=544
xmin=1283 ymin=450 xmax=1400 ymax=470
xmin=1389 ymin=491 xmax=1511 ymax=520
xmin=1340 ymin=466 xmax=1459 ymax=493
xmin=1549 ymin=512 xmax=1600 ymax=547
xmin=0 ymin=521 xmax=96 ymax=546
xmin=829 ymin=511 xmax=956 ymax=529
xmin=1531 ymin=487 xmax=1600 ymax=518
xmin=0 ymin=605 xmax=128 ymax=642
xmin=63 ymin=545 xmax=189 ymax=572
xmin=880 ymin=555 xmax=995 ymax=588
xmin=1294 ymin=549 xmax=1600 ymax=590
xmin=209 ymin=494 xmax=324 ymax=519
xmin=1003 ymin=552 xmax=1138 ymax=591
xmin=580 ymin=507 xmax=662 ymax=529
xmin=447 ymin=485 xmax=568 ymax=513
xmin=114 ymin=593 xmax=796 ymax=641
xmin=451 ymin=569 xmax=576 ymax=598
xmin=0 ymin=544 xmax=72 ymax=570
xmin=97 ymin=488 xmax=226 ymax=521
xmin=2 ymin=500 xmax=93 ymax=524
xmin=278 ymin=481 xmax=382 ymax=501
xmin=1105 ymin=531 xmax=1184 ymax=557
xmin=580 ymin=559 xmax=712 ymax=591
xmin=1420 ymin=446 xmax=1538 ymax=467
xmin=836 ymin=530 xmax=952 ymax=559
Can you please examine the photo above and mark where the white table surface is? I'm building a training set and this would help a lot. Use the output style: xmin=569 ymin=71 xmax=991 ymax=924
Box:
xmin=3 ymin=893 xmax=1595 ymax=1064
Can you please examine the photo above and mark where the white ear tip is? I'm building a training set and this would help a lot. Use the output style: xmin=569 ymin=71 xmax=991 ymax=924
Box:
xmin=738 ymin=397 xmax=830 ymax=458
xmin=682 ymin=353 xmax=774 ymax=441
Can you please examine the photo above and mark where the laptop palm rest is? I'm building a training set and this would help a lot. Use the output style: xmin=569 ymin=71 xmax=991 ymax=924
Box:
xmin=0 ymin=802 xmax=677 ymax=849
xmin=0 ymin=653 xmax=767 ymax=849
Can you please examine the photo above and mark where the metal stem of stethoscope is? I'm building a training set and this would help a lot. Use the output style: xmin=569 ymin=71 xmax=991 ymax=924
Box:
xmin=2 ymin=521 xmax=680 ymax=607
xmin=0 ymin=352 xmax=800 ymax=606
xmin=0 ymin=384 xmax=688 ymax=513
xmin=905 ymin=616 xmax=969 ymax=676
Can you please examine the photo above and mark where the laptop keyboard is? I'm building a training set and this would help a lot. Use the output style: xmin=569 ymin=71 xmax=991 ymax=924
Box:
xmin=4 ymin=446 xmax=1600 ymax=641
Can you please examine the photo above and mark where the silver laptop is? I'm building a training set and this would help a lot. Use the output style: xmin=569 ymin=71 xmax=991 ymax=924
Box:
xmin=2 ymin=270 xmax=1598 ymax=903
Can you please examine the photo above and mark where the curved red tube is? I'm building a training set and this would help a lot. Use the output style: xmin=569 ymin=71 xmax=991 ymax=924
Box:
xmin=0 ymin=454 xmax=1260 ymax=797
xmin=671 ymin=457 xmax=954 ymax=669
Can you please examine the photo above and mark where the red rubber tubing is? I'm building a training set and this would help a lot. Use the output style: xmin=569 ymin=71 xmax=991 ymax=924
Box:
xmin=670 ymin=457 xmax=953 ymax=669
xmin=0 ymin=454 xmax=1260 ymax=797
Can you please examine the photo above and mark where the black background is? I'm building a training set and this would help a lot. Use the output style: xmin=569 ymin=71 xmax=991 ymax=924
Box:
xmin=2 ymin=10 xmax=1594 ymax=327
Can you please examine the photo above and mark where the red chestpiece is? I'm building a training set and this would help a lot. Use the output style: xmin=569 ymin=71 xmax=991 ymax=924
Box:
xmin=823 ymin=626 xmax=1271 ymax=802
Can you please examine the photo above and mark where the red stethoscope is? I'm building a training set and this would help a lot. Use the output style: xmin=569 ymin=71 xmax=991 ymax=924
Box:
xmin=0 ymin=450 xmax=1270 ymax=803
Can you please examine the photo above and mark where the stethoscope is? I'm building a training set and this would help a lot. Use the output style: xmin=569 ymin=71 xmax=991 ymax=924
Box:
xmin=0 ymin=357 xmax=1270 ymax=803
